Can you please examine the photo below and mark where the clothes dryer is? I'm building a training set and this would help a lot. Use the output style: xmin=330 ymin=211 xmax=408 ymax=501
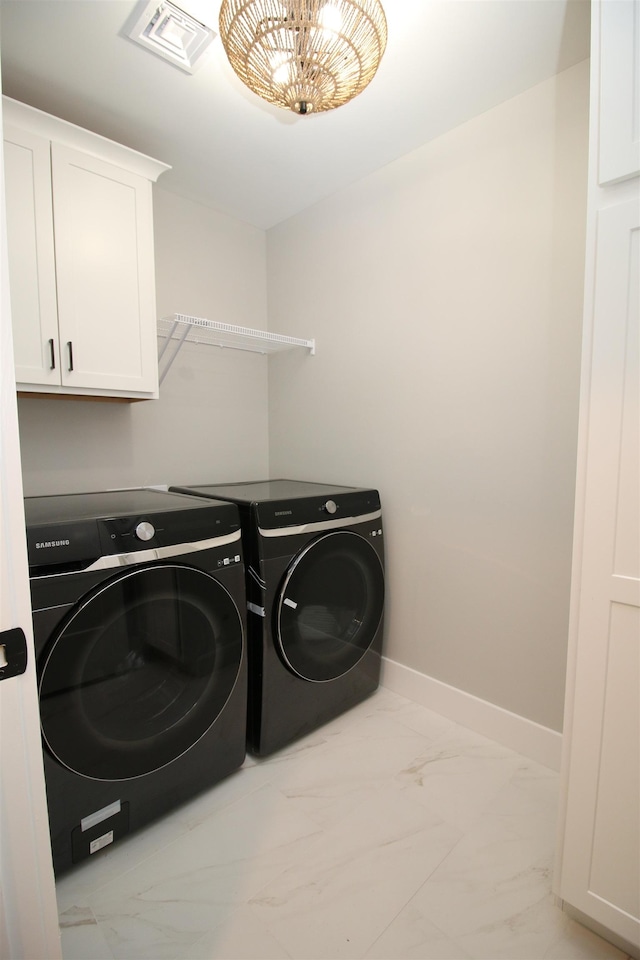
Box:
xmin=26 ymin=488 xmax=247 ymax=874
xmin=170 ymin=480 xmax=385 ymax=756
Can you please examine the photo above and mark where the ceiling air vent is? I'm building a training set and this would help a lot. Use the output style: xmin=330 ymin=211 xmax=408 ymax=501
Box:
xmin=127 ymin=0 xmax=216 ymax=74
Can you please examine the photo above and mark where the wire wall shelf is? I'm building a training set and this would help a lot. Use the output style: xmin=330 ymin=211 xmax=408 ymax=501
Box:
xmin=157 ymin=314 xmax=315 ymax=384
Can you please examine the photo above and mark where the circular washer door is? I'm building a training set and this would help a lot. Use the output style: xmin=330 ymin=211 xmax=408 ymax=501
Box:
xmin=39 ymin=563 xmax=243 ymax=781
xmin=275 ymin=530 xmax=384 ymax=682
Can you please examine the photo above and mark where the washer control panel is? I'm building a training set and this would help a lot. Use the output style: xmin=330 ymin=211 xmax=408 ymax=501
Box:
xmin=135 ymin=521 xmax=156 ymax=542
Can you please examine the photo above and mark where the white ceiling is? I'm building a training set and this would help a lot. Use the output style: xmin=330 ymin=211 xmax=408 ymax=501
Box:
xmin=0 ymin=0 xmax=590 ymax=229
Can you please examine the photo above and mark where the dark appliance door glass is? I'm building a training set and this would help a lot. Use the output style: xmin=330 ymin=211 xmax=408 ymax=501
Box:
xmin=39 ymin=563 xmax=243 ymax=780
xmin=275 ymin=531 xmax=384 ymax=682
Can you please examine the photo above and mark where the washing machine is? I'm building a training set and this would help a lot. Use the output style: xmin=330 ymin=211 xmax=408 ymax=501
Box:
xmin=170 ymin=480 xmax=385 ymax=756
xmin=25 ymin=488 xmax=247 ymax=875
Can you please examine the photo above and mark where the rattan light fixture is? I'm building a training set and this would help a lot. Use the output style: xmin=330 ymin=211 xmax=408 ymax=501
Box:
xmin=218 ymin=0 xmax=387 ymax=115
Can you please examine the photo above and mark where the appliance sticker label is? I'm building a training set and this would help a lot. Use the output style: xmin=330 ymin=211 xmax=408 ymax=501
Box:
xmin=90 ymin=831 xmax=114 ymax=855
xmin=284 ymin=598 xmax=298 ymax=609
xmin=247 ymin=602 xmax=265 ymax=618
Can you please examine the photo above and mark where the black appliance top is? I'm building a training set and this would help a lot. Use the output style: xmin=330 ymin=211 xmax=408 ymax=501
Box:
xmin=170 ymin=479 xmax=369 ymax=503
xmin=170 ymin=480 xmax=381 ymax=530
xmin=24 ymin=488 xmax=229 ymax=524
xmin=24 ymin=488 xmax=240 ymax=570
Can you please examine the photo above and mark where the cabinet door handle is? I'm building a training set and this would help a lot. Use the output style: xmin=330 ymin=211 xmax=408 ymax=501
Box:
xmin=67 ymin=341 xmax=74 ymax=372
xmin=48 ymin=338 xmax=56 ymax=370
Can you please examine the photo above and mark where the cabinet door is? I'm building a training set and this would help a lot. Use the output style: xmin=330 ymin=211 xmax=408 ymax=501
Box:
xmin=599 ymin=0 xmax=640 ymax=184
xmin=51 ymin=143 xmax=158 ymax=395
xmin=3 ymin=126 xmax=59 ymax=386
xmin=558 ymin=197 xmax=639 ymax=948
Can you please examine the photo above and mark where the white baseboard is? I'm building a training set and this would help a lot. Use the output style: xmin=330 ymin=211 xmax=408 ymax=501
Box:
xmin=380 ymin=656 xmax=562 ymax=771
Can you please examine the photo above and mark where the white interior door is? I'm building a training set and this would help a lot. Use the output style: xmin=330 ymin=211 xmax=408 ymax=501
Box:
xmin=557 ymin=194 xmax=640 ymax=950
xmin=0 ymin=83 xmax=61 ymax=960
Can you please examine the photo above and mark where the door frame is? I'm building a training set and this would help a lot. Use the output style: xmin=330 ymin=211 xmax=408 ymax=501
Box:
xmin=0 ymin=71 xmax=61 ymax=960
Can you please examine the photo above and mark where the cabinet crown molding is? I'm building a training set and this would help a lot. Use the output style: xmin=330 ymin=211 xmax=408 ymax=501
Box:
xmin=2 ymin=96 xmax=170 ymax=182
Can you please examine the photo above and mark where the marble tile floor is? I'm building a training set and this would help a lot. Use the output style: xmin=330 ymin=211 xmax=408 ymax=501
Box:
xmin=56 ymin=688 xmax=631 ymax=960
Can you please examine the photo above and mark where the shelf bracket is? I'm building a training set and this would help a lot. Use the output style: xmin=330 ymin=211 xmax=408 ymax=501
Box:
xmin=157 ymin=317 xmax=193 ymax=384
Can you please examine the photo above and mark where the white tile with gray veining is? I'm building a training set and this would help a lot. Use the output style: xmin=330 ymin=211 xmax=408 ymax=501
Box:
xmin=55 ymin=688 xmax=631 ymax=960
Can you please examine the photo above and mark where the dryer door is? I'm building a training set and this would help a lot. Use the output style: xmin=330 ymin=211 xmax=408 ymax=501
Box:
xmin=275 ymin=530 xmax=384 ymax=682
xmin=39 ymin=563 xmax=243 ymax=780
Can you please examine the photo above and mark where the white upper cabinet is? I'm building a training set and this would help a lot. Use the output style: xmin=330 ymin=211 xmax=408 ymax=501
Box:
xmin=598 ymin=0 xmax=640 ymax=184
xmin=51 ymin=143 xmax=158 ymax=394
xmin=4 ymin=125 xmax=59 ymax=387
xmin=3 ymin=97 xmax=169 ymax=400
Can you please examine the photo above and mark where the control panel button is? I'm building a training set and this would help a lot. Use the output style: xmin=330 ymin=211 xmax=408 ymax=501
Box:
xmin=135 ymin=521 xmax=155 ymax=542
xmin=324 ymin=500 xmax=338 ymax=515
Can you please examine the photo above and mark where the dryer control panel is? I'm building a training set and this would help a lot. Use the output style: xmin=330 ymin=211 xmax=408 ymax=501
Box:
xmin=170 ymin=480 xmax=381 ymax=531
xmin=254 ymin=489 xmax=381 ymax=530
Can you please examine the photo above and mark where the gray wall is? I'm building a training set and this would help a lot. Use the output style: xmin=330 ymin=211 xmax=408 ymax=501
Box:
xmin=18 ymin=187 xmax=270 ymax=495
xmin=266 ymin=62 xmax=589 ymax=732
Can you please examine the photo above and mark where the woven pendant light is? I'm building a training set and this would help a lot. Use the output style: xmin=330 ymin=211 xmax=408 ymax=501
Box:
xmin=218 ymin=0 xmax=387 ymax=115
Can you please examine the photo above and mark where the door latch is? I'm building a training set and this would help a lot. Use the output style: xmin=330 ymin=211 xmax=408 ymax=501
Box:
xmin=0 ymin=627 xmax=28 ymax=681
